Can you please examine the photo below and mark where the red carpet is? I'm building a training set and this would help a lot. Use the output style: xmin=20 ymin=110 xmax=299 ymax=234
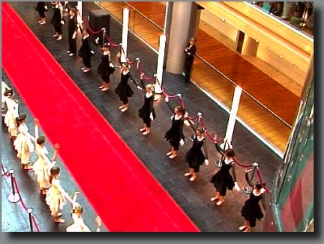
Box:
xmin=2 ymin=3 xmax=199 ymax=232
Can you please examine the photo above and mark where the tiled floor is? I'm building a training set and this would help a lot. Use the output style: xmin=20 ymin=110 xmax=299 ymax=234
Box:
xmin=2 ymin=2 xmax=283 ymax=232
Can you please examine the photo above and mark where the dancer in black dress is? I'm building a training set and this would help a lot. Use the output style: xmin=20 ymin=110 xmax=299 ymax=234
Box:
xmin=183 ymin=37 xmax=197 ymax=83
xmin=66 ymin=8 xmax=78 ymax=56
xmin=210 ymin=141 xmax=240 ymax=205
xmin=97 ymin=43 xmax=115 ymax=91
xmin=239 ymin=169 xmax=266 ymax=232
xmin=35 ymin=2 xmax=47 ymax=25
xmin=114 ymin=63 xmax=140 ymax=112
xmin=51 ymin=1 xmax=64 ymax=40
xmin=138 ymin=78 xmax=156 ymax=135
xmin=184 ymin=126 xmax=209 ymax=182
xmin=164 ymin=100 xmax=186 ymax=159
xmin=78 ymin=28 xmax=92 ymax=73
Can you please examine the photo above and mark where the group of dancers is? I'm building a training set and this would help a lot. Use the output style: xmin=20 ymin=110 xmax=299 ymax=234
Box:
xmin=2 ymin=79 xmax=102 ymax=232
xmin=11 ymin=2 xmax=268 ymax=232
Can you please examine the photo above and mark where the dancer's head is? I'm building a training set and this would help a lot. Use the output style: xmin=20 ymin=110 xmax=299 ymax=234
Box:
xmin=174 ymin=106 xmax=184 ymax=115
xmin=121 ymin=63 xmax=130 ymax=71
xmin=49 ymin=166 xmax=61 ymax=184
xmin=69 ymin=8 xmax=76 ymax=16
xmin=82 ymin=28 xmax=89 ymax=36
xmin=103 ymin=43 xmax=110 ymax=50
xmin=145 ymin=84 xmax=154 ymax=92
xmin=15 ymin=114 xmax=27 ymax=127
xmin=72 ymin=203 xmax=84 ymax=216
xmin=225 ymin=148 xmax=235 ymax=158
xmin=4 ymin=89 xmax=14 ymax=98
xmin=196 ymin=127 xmax=205 ymax=135
xmin=36 ymin=136 xmax=46 ymax=146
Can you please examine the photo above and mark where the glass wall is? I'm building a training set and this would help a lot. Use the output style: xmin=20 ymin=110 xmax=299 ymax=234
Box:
xmin=250 ymin=2 xmax=314 ymax=37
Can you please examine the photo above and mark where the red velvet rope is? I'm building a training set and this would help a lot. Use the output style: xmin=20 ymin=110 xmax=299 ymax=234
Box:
xmin=256 ymin=167 xmax=270 ymax=193
xmin=31 ymin=215 xmax=40 ymax=232
xmin=104 ymin=32 xmax=119 ymax=47
xmin=233 ymin=158 xmax=253 ymax=168
xmin=85 ymin=20 xmax=102 ymax=34
xmin=2 ymin=163 xmax=10 ymax=177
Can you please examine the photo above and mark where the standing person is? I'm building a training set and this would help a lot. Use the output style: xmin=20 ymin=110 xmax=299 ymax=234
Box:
xmin=46 ymin=165 xmax=75 ymax=223
xmin=3 ymin=89 xmax=19 ymax=142
xmin=183 ymin=37 xmax=197 ymax=83
xmin=78 ymin=28 xmax=92 ymax=73
xmin=35 ymin=2 xmax=47 ymax=25
xmin=97 ymin=43 xmax=115 ymax=91
xmin=51 ymin=1 xmax=64 ymax=40
xmin=210 ymin=139 xmax=240 ymax=205
xmin=66 ymin=192 xmax=102 ymax=232
xmin=13 ymin=114 xmax=36 ymax=170
xmin=239 ymin=169 xmax=267 ymax=232
xmin=138 ymin=78 xmax=156 ymax=135
xmin=66 ymin=7 xmax=78 ymax=57
xmin=33 ymin=132 xmax=59 ymax=194
xmin=184 ymin=127 xmax=209 ymax=181
xmin=164 ymin=99 xmax=186 ymax=159
xmin=114 ymin=63 xmax=140 ymax=112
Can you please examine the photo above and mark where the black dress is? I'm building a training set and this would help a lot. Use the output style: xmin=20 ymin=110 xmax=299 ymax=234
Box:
xmin=210 ymin=160 xmax=235 ymax=196
xmin=51 ymin=6 xmax=63 ymax=34
xmin=67 ymin=15 xmax=78 ymax=55
xmin=35 ymin=2 xmax=46 ymax=18
xmin=185 ymin=135 xmax=206 ymax=172
xmin=164 ymin=116 xmax=185 ymax=151
xmin=114 ymin=71 xmax=134 ymax=102
xmin=78 ymin=36 xmax=91 ymax=67
xmin=241 ymin=191 xmax=264 ymax=227
xmin=97 ymin=52 xmax=114 ymax=82
xmin=138 ymin=93 xmax=156 ymax=126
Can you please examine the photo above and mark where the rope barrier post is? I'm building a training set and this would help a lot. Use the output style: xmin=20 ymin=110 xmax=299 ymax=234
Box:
xmin=102 ymin=28 xmax=106 ymax=46
xmin=7 ymin=169 xmax=20 ymax=203
xmin=2 ymin=162 xmax=8 ymax=176
xmin=121 ymin=8 xmax=129 ymax=63
xmin=27 ymin=208 xmax=34 ymax=232
xmin=222 ymin=86 xmax=243 ymax=149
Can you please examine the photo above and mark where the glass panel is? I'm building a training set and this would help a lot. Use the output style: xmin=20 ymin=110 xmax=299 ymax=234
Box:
xmin=248 ymin=2 xmax=314 ymax=38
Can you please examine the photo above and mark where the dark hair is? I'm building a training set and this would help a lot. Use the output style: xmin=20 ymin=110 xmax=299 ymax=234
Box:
xmin=36 ymin=136 xmax=46 ymax=145
xmin=175 ymin=106 xmax=184 ymax=115
xmin=103 ymin=43 xmax=110 ymax=48
xmin=15 ymin=114 xmax=27 ymax=127
xmin=4 ymin=89 xmax=13 ymax=97
xmin=70 ymin=7 xmax=76 ymax=13
xmin=49 ymin=166 xmax=61 ymax=184
xmin=196 ymin=127 xmax=205 ymax=134
xmin=72 ymin=204 xmax=84 ymax=215
xmin=225 ymin=148 xmax=235 ymax=158
xmin=255 ymin=182 xmax=263 ymax=190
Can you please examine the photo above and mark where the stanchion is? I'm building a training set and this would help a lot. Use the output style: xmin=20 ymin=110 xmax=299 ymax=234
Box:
xmin=27 ymin=208 xmax=34 ymax=232
xmin=7 ymin=169 xmax=20 ymax=203
xmin=2 ymin=162 xmax=8 ymax=176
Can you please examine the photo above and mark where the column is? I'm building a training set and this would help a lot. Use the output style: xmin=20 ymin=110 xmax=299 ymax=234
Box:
xmin=163 ymin=2 xmax=173 ymax=67
xmin=241 ymin=35 xmax=259 ymax=56
xmin=166 ymin=2 xmax=200 ymax=74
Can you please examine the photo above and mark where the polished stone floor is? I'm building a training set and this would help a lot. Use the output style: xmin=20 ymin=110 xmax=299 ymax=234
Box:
xmin=2 ymin=2 xmax=282 ymax=232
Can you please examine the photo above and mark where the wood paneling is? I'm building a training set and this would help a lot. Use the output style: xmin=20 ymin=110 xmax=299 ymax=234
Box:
xmin=98 ymin=1 xmax=301 ymax=153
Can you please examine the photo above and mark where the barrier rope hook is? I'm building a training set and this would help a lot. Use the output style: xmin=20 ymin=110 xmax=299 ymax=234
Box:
xmin=7 ymin=169 xmax=21 ymax=203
